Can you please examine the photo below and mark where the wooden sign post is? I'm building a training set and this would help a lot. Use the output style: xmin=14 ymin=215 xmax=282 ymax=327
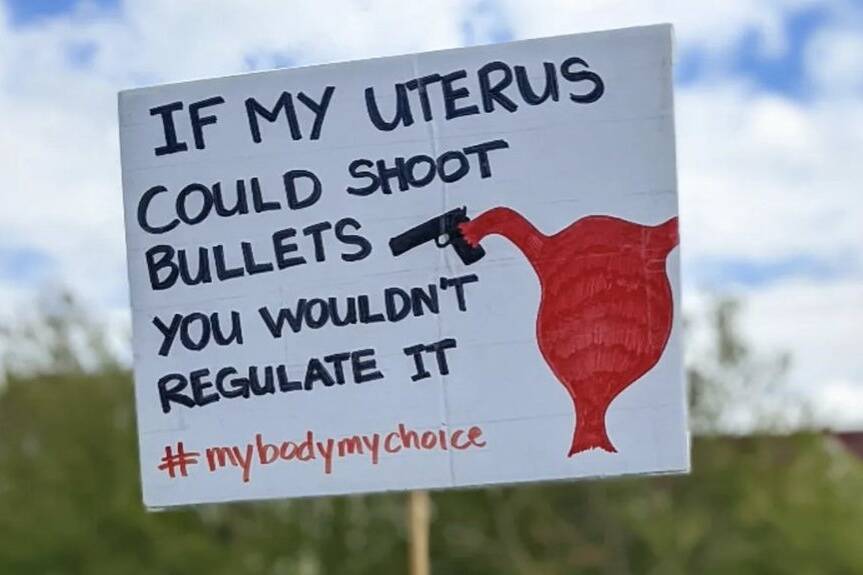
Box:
xmin=408 ymin=490 xmax=431 ymax=575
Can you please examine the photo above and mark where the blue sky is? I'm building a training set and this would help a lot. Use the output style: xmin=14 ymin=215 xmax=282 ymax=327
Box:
xmin=1 ymin=0 xmax=857 ymax=291
xmin=2 ymin=0 xmax=846 ymax=98
xmin=5 ymin=0 xmax=116 ymax=24
xmin=677 ymin=3 xmax=836 ymax=100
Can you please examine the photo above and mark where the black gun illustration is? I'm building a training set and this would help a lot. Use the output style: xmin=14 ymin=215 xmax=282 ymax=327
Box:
xmin=389 ymin=207 xmax=485 ymax=265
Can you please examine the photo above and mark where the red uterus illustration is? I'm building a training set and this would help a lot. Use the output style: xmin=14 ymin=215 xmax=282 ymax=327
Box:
xmin=460 ymin=209 xmax=679 ymax=455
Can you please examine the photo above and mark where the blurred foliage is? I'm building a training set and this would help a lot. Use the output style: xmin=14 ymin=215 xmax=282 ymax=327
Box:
xmin=1 ymin=293 xmax=862 ymax=574
xmin=0 ymin=290 xmax=121 ymax=375
xmin=686 ymin=299 xmax=801 ymax=434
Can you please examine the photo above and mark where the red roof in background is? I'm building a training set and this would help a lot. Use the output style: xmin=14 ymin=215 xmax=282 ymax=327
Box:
xmin=834 ymin=432 xmax=863 ymax=460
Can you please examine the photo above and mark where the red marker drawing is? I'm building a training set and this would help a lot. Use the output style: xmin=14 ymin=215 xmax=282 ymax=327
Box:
xmin=390 ymin=207 xmax=679 ymax=455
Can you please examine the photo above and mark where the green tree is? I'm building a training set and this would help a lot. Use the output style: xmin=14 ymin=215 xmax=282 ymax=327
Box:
xmin=1 ymin=293 xmax=861 ymax=574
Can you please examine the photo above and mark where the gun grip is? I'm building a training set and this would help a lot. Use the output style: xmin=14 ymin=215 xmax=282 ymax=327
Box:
xmin=450 ymin=226 xmax=485 ymax=265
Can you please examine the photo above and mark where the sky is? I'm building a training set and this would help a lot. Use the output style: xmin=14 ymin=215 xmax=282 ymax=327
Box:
xmin=0 ymin=0 xmax=860 ymax=428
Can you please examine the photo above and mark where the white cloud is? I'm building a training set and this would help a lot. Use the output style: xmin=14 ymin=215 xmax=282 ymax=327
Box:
xmin=806 ymin=26 xmax=863 ymax=96
xmin=496 ymin=0 xmax=821 ymax=56
xmin=0 ymin=0 xmax=860 ymax=428
xmin=676 ymin=82 xmax=863 ymax=264
xmin=740 ymin=278 xmax=863 ymax=428
xmin=496 ymin=3 xmax=863 ymax=269
xmin=815 ymin=379 xmax=863 ymax=430
xmin=0 ymin=0 xmax=488 ymax=311
xmin=63 ymin=0 xmax=472 ymax=83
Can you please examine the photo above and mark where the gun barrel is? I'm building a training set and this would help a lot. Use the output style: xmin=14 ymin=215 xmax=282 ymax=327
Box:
xmin=388 ymin=227 xmax=427 ymax=257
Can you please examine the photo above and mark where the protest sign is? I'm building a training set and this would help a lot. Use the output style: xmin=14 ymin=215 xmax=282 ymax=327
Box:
xmin=119 ymin=23 xmax=688 ymax=508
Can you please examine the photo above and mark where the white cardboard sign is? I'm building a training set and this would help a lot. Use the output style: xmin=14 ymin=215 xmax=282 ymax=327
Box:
xmin=119 ymin=24 xmax=689 ymax=509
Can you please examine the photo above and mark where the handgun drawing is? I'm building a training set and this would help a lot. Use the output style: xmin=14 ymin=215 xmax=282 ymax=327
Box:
xmin=388 ymin=207 xmax=486 ymax=265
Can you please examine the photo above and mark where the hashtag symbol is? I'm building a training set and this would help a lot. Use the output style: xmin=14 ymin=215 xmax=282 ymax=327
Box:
xmin=157 ymin=441 xmax=200 ymax=478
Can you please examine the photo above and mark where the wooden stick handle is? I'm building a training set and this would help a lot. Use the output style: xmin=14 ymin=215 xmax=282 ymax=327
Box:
xmin=408 ymin=490 xmax=431 ymax=575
